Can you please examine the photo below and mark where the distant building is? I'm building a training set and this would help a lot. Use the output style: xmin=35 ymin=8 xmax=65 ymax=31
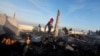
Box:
xmin=68 ymin=31 xmax=86 ymax=35
xmin=18 ymin=24 xmax=34 ymax=32
xmin=0 ymin=14 xmax=19 ymax=36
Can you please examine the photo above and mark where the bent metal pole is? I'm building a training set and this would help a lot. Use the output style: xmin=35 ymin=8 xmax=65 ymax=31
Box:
xmin=54 ymin=9 xmax=60 ymax=38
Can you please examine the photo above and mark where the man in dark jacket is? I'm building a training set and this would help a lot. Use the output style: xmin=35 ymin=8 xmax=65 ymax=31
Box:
xmin=45 ymin=18 xmax=54 ymax=33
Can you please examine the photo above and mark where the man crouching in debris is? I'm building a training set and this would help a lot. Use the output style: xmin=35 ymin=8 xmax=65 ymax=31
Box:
xmin=45 ymin=18 xmax=54 ymax=33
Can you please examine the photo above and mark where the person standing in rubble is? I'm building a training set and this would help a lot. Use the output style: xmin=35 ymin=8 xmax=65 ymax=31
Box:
xmin=38 ymin=24 xmax=41 ymax=32
xmin=45 ymin=18 xmax=54 ymax=33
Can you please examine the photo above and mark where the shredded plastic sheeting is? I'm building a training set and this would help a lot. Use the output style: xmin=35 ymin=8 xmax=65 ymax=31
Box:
xmin=31 ymin=35 xmax=41 ymax=42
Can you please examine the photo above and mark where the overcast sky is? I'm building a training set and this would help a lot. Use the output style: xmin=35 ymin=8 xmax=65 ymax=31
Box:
xmin=0 ymin=0 xmax=100 ymax=31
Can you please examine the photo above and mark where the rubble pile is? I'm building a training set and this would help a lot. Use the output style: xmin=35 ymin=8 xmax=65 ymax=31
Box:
xmin=0 ymin=33 xmax=100 ymax=56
